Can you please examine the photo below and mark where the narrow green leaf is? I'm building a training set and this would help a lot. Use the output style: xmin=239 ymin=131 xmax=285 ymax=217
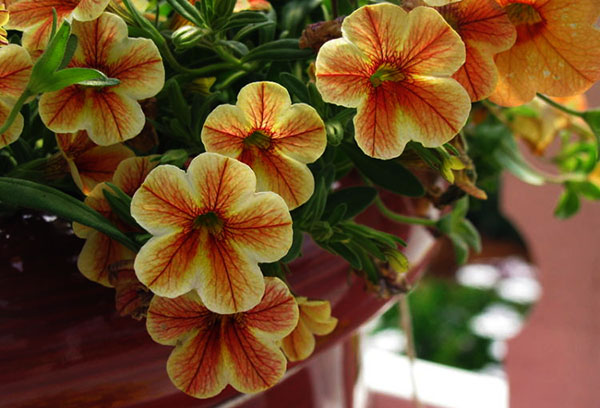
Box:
xmin=583 ymin=110 xmax=600 ymax=155
xmin=242 ymin=39 xmax=313 ymax=62
xmin=39 ymin=68 xmax=111 ymax=93
xmin=554 ymin=188 xmax=580 ymax=219
xmin=278 ymin=72 xmax=309 ymax=103
xmin=322 ymin=186 xmax=377 ymax=221
xmin=0 ymin=177 xmax=139 ymax=252
xmin=281 ymin=229 xmax=304 ymax=263
xmin=165 ymin=0 xmax=204 ymax=26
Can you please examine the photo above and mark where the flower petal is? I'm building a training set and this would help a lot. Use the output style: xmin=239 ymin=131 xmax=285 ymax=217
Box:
xmin=131 ymin=164 xmax=199 ymax=235
xmin=236 ymin=82 xmax=291 ymax=131
xmin=39 ymin=86 xmax=88 ymax=134
xmin=281 ymin=318 xmax=314 ymax=362
xmin=134 ymin=230 xmax=205 ymax=297
xmin=240 ymin=148 xmax=315 ymax=209
xmin=243 ymin=277 xmax=298 ymax=336
xmin=315 ymin=38 xmax=371 ymax=108
xmin=271 ymin=103 xmax=327 ymax=163
xmin=113 ymin=155 xmax=158 ymax=196
xmin=77 ymin=230 xmax=135 ymax=286
xmin=491 ymin=0 xmax=600 ymax=106
xmin=298 ymin=298 xmax=338 ymax=335
xmin=197 ymin=236 xmax=265 ymax=314
xmin=86 ymin=90 xmax=146 ymax=145
xmin=0 ymin=100 xmax=23 ymax=148
xmin=0 ymin=44 xmax=32 ymax=102
xmin=72 ymin=182 xmax=113 ymax=238
xmin=72 ymin=0 xmax=110 ymax=21
xmin=201 ymin=104 xmax=250 ymax=157
xmin=186 ymin=152 xmax=256 ymax=217
xmin=71 ymin=11 xmax=126 ymax=67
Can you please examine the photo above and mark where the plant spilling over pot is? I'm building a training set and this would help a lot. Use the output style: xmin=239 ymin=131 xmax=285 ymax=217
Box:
xmin=1 ymin=0 xmax=600 ymax=400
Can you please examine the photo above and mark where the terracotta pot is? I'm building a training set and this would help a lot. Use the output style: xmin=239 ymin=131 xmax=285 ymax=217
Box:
xmin=0 ymin=199 xmax=435 ymax=408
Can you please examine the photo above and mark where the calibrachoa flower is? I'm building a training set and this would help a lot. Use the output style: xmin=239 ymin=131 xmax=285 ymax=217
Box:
xmin=130 ymin=152 xmax=293 ymax=314
xmin=56 ymin=131 xmax=134 ymax=195
xmin=39 ymin=12 xmax=165 ymax=146
xmin=490 ymin=0 xmax=600 ymax=106
xmin=234 ymin=0 xmax=271 ymax=12
xmin=0 ymin=5 xmax=8 ymax=46
xmin=108 ymin=260 xmax=152 ymax=320
xmin=281 ymin=297 xmax=337 ymax=362
xmin=432 ymin=0 xmax=516 ymax=101
xmin=73 ymin=156 xmax=157 ymax=286
xmin=5 ymin=0 xmax=110 ymax=54
xmin=146 ymin=277 xmax=298 ymax=398
xmin=0 ymin=44 xmax=32 ymax=148
xmin=202 ymin=82 xmax=326 ymax=210
xmin=315 ymin=4 xmax=471 ymax=160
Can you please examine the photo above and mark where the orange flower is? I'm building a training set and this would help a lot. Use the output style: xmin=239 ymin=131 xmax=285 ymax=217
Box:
xmin=432 ymin=0 xmax=516 ymax=101
xmin=281 ymin=297 xmax=337 ymax=362
xmin=73 ymin=156 xmax=157 ymax=286
xmin=57 ymin=131 xmax=134 ymax=195
xmin=315 ymin=4 xmax=471 ymax=159
xmin=38 ymin=12 xmax=165 ymax=146
xmin=0 ymin=5 xmax=8 ymax=46
xmin=6 ymin=0 xmax=110 ymax=54
xmin=0 ymin=44 xmax=32 ymax=148
xmin=490 ymin=0 xmax=600 ymax=106
xmin=146 ymin=277 xmax=298 ymax=399
xmin=130 ymin=153 xmax=293 ymax=314
xmin=202 ymin=82 xmax=326 ymax=210
xmin=108 ymin=261 xmax=152 ymax=320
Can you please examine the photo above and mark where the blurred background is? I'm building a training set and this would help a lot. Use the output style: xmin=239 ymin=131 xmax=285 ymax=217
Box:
xmin=363 ymin=85 xmax=600 ymax=408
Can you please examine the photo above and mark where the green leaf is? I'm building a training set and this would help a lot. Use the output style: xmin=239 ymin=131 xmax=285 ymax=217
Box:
xmin=326 ymin=203 xmax=347 ymax=226
xmin=575 ymin=181 xmax=600 ymax=200
xmin=219 ymin=40 xmax=249 ymax=57
xmin=279 ymin=72 xmax=309 ymax=103
xmin=242 ymin=39 xmax=313 ymax=63
xmin=328 ymin=242 xmax=363 ymax=270
xmin=448 ymin=233 xmax=469 ymax=265
xmin=225 ymin=10 xmax=269 ymax=30
xmin=322 ymin=186 xmax=377 ymax=221
xmin=342 ymin=144 xmax=424 ymax=197
xmin=32 ymin=22 xmax=71 ymax=78
xmin=554 ymin=188 xmax=580 ymax=219
xmin=165 ymin=0 xmax=204 ymax=26
xmin=58 ymin=34 xmax=79 ymax=70
xmin=165 ymin=79 xmax=191 ymax=127
xmin=233 ymin=21 xmax=275 ymax=41
xmin=281 ymin=229 xmax=304 ymax=263
xmin=39 ymin=68 xmax=113 ymax=93
xmin=0 ymin=177 xmax=139 ymax=252
xmin=457 ymin=219 xmax=481 ymax=253
xmin=583 ymin=110 xmax=600 ymax=154
xmin=102 ymin=183 xmax=139 ymax=228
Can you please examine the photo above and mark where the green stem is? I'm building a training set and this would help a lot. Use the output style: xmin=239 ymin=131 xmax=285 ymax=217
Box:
xmin=537 ymin=93 xmax=584 ymax=118
xmin=0 ymin=90 xmax=32 ymax=136
xmin=375 ymin=196 xmax=437 ymax=227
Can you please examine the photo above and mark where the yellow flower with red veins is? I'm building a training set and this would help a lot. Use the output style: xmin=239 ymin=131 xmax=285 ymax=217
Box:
xmin=490 ymin=0 xmax=600 ymax=106
xmin=315 ymin=4 xmax=471 ymax=160
xmin=234 ymin=0 xmax=271 ymax=12
xmin=281 ymin=297 xmax=337 ymax=362
xmin=73 ymin=156 xmax=157 ymax=286
xmin=433 ymin=0 xmax=516 ymax=101
xmin=57 ymin=131 xmax=134 ymax=195
xmin=0 ymin=5 xmax=8 ymax=46
xmin=0 ymin=44 xmax=32 ymax=148
xmin=39 ymin=12 xmax=165 ymax=146
xmin=6 ymin=0 xmax=110 ymax=54
xmin=146 ymin=277 xmax=298 ymax=398
xmin=202 ymin=82 xmax=326 ymax=210
xmin=130 ymin=152 xmax=293 ymax=314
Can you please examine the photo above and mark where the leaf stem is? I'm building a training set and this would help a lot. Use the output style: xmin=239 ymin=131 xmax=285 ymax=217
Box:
xmin=0 ymin=90 xmax=32 ymax=136
xmin=537 ymin=93 xmax=584 ymax=118
xmin=375 ymin=196 xmax=436 ymax=227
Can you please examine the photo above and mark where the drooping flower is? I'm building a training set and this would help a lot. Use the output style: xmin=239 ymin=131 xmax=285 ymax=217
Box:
xmin=431 ymin=0 xmax=516 ymax=101
xmin=73 ymin=156 xmax=157 ymax=286
xmin=315 ymin=4 xmax=471 ymax=159
xmin=511 ymin=95 xmax=588 ymax=155
xmin=56 ymin=131 xmax=134 ymax=195
xmin=490 ymin=0 xmax=600 ymax=106
xmin=0 ymin=5 xmax=9 ymax=46
xmin=202 ymin=82 xmax=326 ymax=210
xmin=108 ymin=260 xmax=152 ymax=320
xmin=130 ymin=152 xmax=293 ymax=314
xmin=281 ymin=297 xmax=337 ymax=362
xmin=146 ymin=277 xmax=298 ymax=399
xmin=5 ymin=0 xmax=110 ymax=54
xmin=0 ymin=44 xmax=33 ymax=148
xmin=38 ymin=12 xmax=165 ymax=146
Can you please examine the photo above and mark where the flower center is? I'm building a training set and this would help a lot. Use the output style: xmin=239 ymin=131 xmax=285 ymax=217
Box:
xmin=193 ymin=211 xmax=224 ymax=235
xmin=244 ymin=130 xmax=272 ymax=150
xmin=370 ymin=64 xmax=405 ymax=88
xmin=505 ymin=3 xmax=543 ymax=26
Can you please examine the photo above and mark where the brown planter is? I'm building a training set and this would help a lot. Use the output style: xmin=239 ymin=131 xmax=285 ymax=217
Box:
xmin=0 ymin=201 xmax=435 ymax=408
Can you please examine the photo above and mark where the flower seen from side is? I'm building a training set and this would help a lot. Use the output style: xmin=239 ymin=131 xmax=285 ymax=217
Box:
xmin=146 ymin=277 xmax=298 ymax=398
xmin=130 ymin=152 xmax=293 ymax=314
xmin=490 ymin=0 xmax=600 ymax=106
xmin=73 ymin=155 xmax=157 ymax=286
xmin=38 ymin=12 xmax=165 ymax=146
xmin=5 ymin=0 xmax=110 ymax=55
xmin=56 ymin=130 xmax=134 ymax=195
xmin=315 ymin=4 xmax=471 ymax=159
xmin=0 ymin=44 xmax=32 ymax=148
xmin=202 ymin=81 xmax=326 ymax=210
xmin=433 ymin=0 xmax=516 ymax=101
xmin=281 ymin=297 xmax=337 ymax=362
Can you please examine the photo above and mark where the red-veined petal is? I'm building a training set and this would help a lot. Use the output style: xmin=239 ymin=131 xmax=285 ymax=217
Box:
xmin=0 ymin=44 xmax=32 ymax=102
xmin=0 ymin=101 xmax=22 ymax=148
xmin=39 ymin=86 xmax=88 ymax=134
xmin=201 ymin=104 xmax=251 ymax=157
xmin=113 ymin=155 xmax=158 ymax=196
xmin=77 ymin=230 xmax=135 ymax=286
xmin=72 ymin=0 xmax=110 ymax=21
xmin=243 ymin=277 xmax=299 ymax=336
xmin=236 ymin=82 xmax=291 ymax=131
